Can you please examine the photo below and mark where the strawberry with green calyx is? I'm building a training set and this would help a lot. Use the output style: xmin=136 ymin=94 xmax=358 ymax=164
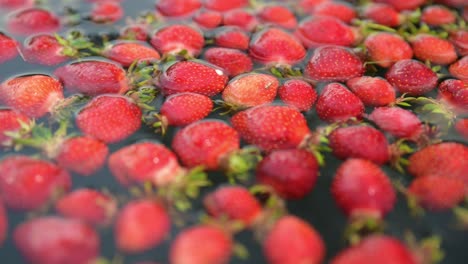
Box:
xmin=0 ymin=108 xmax=30 ymax=148
xmin=54 ymin=30 xmax=103 ymax=58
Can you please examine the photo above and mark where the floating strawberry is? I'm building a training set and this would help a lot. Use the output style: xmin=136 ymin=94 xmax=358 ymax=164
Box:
xmin=346 ymin=76 xmax=396 ymax=107
xmin=368 ymin=106 xmax=423 ymax=140
xmin=313 ymin=1 xmax=357 ymax=23
xmin=0 ymin=0 xmax=33 ymax=9
xmin=386 ymin=59 xmax=439 ymax=96
xmin=156 ymin=0 xmax=201 ymax=17
xmin=257 ymin=5 xmax=297 ymax=29
xmin=0 ymin=108 xmax=29 ymax=147
xmin=0 ymin=200 xmax=7 ymax=246
xmin=21 ymin=34 xmax=69 ymax=66
xmin=193 ymin=10 xmax=223 ymax=29
xmin=410 ymin=34 xmax=458 ymax=65
xmin=103 ymin=41 xmax=160 ymax=67
xmin=223 ymin=8 xmax=258 ymax=32
xmin=278 ymin=79 xmax=317 ymax=112
xmin=421 ymin=5 xmax=456 ymax=26
xmin=364 ymin=32 xmax=413 ymax=68
xmin=375 ymin=0 xmax=425 ymax=11
xmin=213 ymin=26 xmax=250 ymax=50
xmin=438 ymin=79 xmax=468 ymax=114
xmin=204 ymin=0 xmax=248 ymax=11
xmin=361 ymin=3 xmax=402 ymax=27
xmin=203 ymin=47 xmax=253 ymax=77
xmin=315 ymin=83 xmax=365 ymax=122
xmin=150 ymin=24 xmax=204 ymax=57
xmin=7 ymin=7 xmax=60 ymax=36
xmin=298 ymin=0 xmax=331 ymax=13
xmin=0 ymin=33 xmax=18 ymax=64
xmin=449 ymin=56 xmax=468 ymax=80
xmin=449 ymin=30 xmax=468 ymax=56
xmin=120 ymin=24 xmax=148 ymax=41
xmin=90 ymin=1 xmax=124 ymax=23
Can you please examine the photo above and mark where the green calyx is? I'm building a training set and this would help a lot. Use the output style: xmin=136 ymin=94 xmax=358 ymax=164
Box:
xmin=223 ymin=146 xmax=263 ymax=184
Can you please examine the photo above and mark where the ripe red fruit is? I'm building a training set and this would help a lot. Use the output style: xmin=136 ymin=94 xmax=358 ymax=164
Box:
xmin=278 ymin=79 xmax=317 ymax=112
xmin=7 ymin=8 xmax=60 ymax=36
xmin=421 ymin=5 xmax=456 ymax=26
xmin=223 ymin=9 xmax=258 ymax=32
xmin=256 ymin=149 xmax=319 ymax=200
xmin=0 ymin=74 xmax=64 ymax=118
xmin=305 ymin=45 xmax=364 ymax=82
xmin=298 ymin=0 xmax=332 ymax=13
xmin=0 ymin=33 xmax=19 ymax=64
xmin=315 ymin=83 xmax=365 ymax=122
xmin=158 ymin=60 xmax=228 ymax=97
xmin=54 ymin=60 xmax=129 ymax=96
xmin=150 ymin=24 xmax=204 ymax=57
xmin=0 ymin=109 xmax=29 ymax=147
xmin=22 ymin=34 xmax=69 ymax=66
xmin=222 ymin=73 xmax=279 ymax=109
xmin=375 ymin=0 xmax=425 ymax=11
xmin=257 ymin=5 xmax=297 ymax=29
xmin=409 ymin=175 xmax=465 ymax=211
xmin=108 ymin=141 xmax=184 ymax=186
xmin=313 ymin=1 xmax=357 ymax=23
xmin=0 ymin=155 xmax=72 ymax=211
xmin=386 ymin=59 xmax=438 ymax=96
xmin=204 ymin=0 xmax=248 ymax=11
xmin=203 ymin=47 xmax=253 ymax=77
xmin=263 ymin=215 xmax=325 ymax=264
xmin=213 ymin=26 xmax=250 ymax=50
xmin=156 ymin=0 xmax=201 ymax=17
xmin=249 ymin=28 xmax=306 ymax=66
xmin=103 ymin=41 xmax=160 ymax=67
xmin=346 ymin=76 xmax=396 ymax=107
xmin=159 ymin=92 xmax=213 ymax=127
xmin=204 ymin=185 xmax=262 ymax=226
xmin=76 ymin=95 xmax=142 ymax=143
xmin=115 ymin=199 xmax=170 ymax=253
xmin=438 ymin=79 xmax=468 ymax=114
xmin=368 ymin=107 xmax=423 ymax=139
xmin=14 ymin=216 xmax=100 ymax=264
xmin=231 ymin=105 xmax=310 ymax=152
xmin=361 ymin=3 xmax=402 ymax=27
xmin=410 ymin=34 xmax=458 ymax=65
xmin=329 ymin=125 xmax=390 ymax=165
xmin=449 ymin=30 xmax=468 ymax=56
xmin=364 ymin=32 xmax=413 ymax=68
xmin=455 ymin=119 xmax=468 ymax=139
xmin=169 ymin=224 xmax=233 ymax=264
xmin=449 ymin=56 xmax=468 ymax=80
xmin=55 ymin=188 xmax=117 ymax=225
xmin=172 ymin=120 xmax=239 ymax=170
xmin=0 ymin=0 xmax=33 ymax=9
xmin=0 ymin=200 xmax=7 ymax=246
xmin=331 ymin=235 xmax=418 ymax=264
xmin=120 ymin=24 xmax=148 ymax=41
xmin=193 ymin=10 xmax=223 ymax=29
xmin=331 ymin=158 xmax=396 ymax=219
xmin=90 ymin=1 xmax=123 ymax=23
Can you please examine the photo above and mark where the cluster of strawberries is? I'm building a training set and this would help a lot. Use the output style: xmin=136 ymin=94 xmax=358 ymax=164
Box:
xmin=0 ymin=0 xmax=467 ymax=263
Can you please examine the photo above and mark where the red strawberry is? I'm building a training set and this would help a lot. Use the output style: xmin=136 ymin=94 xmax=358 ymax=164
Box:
xmin=231 ymin=105 xmax=311 ymax=152
xmin=0 ymin=0 xmax=33 ymax=9
xmin=103 ymin=41 xmax=160 ymax=67
xmin=54 ymin=60 xmax=129 ymax=96
xmin=298 ymin=0 xmax=330 ymax=13
xmin=257 ymin=5 xmax=297 ymax=29
xmin=7 ymin=8 xmax=60 ymax=36
xmin=364 ymin=32 xmax=413 ymax=68
xmin=203 ymin=47 xmax=253 ymax=77
xmin=90 ymin=1 xmax=123 ymax=23
xmin=76 ymin=95 xmax=142 ymax=143
xmin=204 ymin=185 xmax=262 ymax=226
xmin=221 ymin=73 xmax=279 ymax=109
xmin=204 ymin=0 xmax=248 ymax=11
xmin=449 ymin=56 xmax=468 ymax=80
xmin=120 ymin=24 xmax=148 ymax=41
xmin=304 ymin=45 xmax=364 ymax=82
xmin=0 ymin=155 xmax=72 ymax=211
xmin=455 ymin=118 xmax=468 ymax=139
xmin=421 ymin=5 xmax=456 ymax=26
xmin=361 ymin=3 xmax=402 ymax=27
xmin=55 ymin=136 xmax=109 ymax=176
xmin=115 ymin=199 xmax=170 ymax=253
xmin=156 ymin=0 xmax=201 ymax=17
xmin=329 ymin=125 xmax=390 ymax=165
xmin=408 ymin=175 xmax=466 ymax=211
xmin=278 ymin=79 xmax=317 ymax=112
xmin=108 ymin=141 xmax=184 ymax=186
xmin=438 ymin=79 xmax=468 ymax=114
xmin=169 ymin=224 xmax=233 ymax=264
xmin=410 ymin=34 xmax=458 ymax=65
xmin=331 ymin=158 xmax=396 ymax=219
xmin=158 ymin=92 xmax=213 ymax=128
xmin=346 ymin=76 xmax=396 ymax=107
xmin=331 ymin=235 xmax=418 ymax=264
xmin=14 ymin=217 xmax=100 ymax=264
xmin=449 ymin=30 xmax=468 ymax=56
xmin=368 ymin=107 xmax=423 ymax=139
xmin=0 ymin=108 xmax=29 ymax=147
xmin=158 ymin=60 xmax=228 ymax=97
xmin=223 ymin=9 xmax=258 ymax=32
xmin=22 ymin=34 xmax=69 ymax=66
xmin=313 ymin=1 xmax=357 ymax=23
xmin=193 ymin=10 xmax=223 ymax=29
xmin=150 ymin=24 xmax=204 ymax=57
xmin=55 ymin=188 xmax=117 ymax=225
xmin=262 ymin=215 xmax=325 ymax=264
xmin=294 ymin=15 xmax=358 ymax=48
xmin=172 ymin=120 xmax=239 ymax=170
xmin=375 ymin=0 xmax=425 ymax=11
xmin=0 ymin=33 xmax=19 ymax=64
xmin=315 ymin=83 xmax=365 ymax=122
xmin=386 ymin=59 xmax=439 ymax=96
xmin=213 ymin=26 xmax=250 ymax=50
xmin=0 ymin=200 xmax=7 ymax=246
xmin=249 ymin=28 xmax=306 ymax=66
xmin=0 ymin=74 xmax=64 ymax=118
xmin=256 ymin=149 xmax=319 ymax=200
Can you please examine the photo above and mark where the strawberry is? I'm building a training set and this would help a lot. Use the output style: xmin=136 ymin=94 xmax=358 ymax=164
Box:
xmin=203 ymin=47 xmax=253 ymax=77
xmin=386 ymin=59 xmax=439 ymax=96
xmin=331 ymin=158 xmax=396 ymax=220
xmin=76 ymin=95 xmax=142 ymax=143
xmin=315 ymin=83 xmax=365 ymax=122
xmin=294 ymin=15 xmax=358 ymax=48
xmin=204 ymin=185 xmax=262 ymax=226
xmin=0 ymin=74 xmax=64 ymax=118
xmin=449 ymin=56 xmax=468 ymax=80
xmin=0 ymin=33 xmax=19 ymax=64
xmin=115 ymin=199 xmax=170 ymax=253
xmin=364 ymin=32 xmax=413 ymax=68
xmin=0 ymin=155 xmax=72 ymax=211
xmin=156 ymin=0 xmax=201 ymax=17
xmin=0 ymin=200 xmax=7 ymax=246
xmin=103 ymin=41 xmax=160 ymax=67
xmin=375 ymin=0 xmax=425 ymax=11
xmin=14 ymin=216 xmax=100 ymax=264
xmin=90 ymin=1 xmax=123 ymax=23
xmin=158 ymin=92 xmax=213 ymax=128
xmin=204 ymin=0 xmax=248 ymax=11
xmin=455 ymin=119 xmax=468 ymax=139
xmin=408 ymin=175 xmax=466 ymax=211
xmin=169 ymin=224 xmax=233 ymax=264
xmin=55 ymin=188 xmax=117 ymax=225
xmin=22 ymin=34 xmax=69 ymax=66
xmin=331 ymin=235 xmax=418 ymax=264
xmin=437 ymin=79 xmax=468 ymax=114
xmin=150 ymin=24 xmax=204 ymax=57
xmin=249 ymin=28 xmax=306 ymax=66
xmin=158 ymin=60 xmax=228 ymax=97
xmin=449 ymin=30 xmax=468 ymax=56
xmin=256 ymin=149 xmax=319 ymax=200
xmin=421 ymin=5 xmax=456 ymax=26
xmin=7 ymin=7 xmax=60 ymax=36
xmin=410 ymin=34 xmax=458 ymax=65
xmin=120 ymin=24 xmax=148 ymax=41
xmin=257 ymin=5 xmax=297 ymax=29
xmin=213 ymin=26 xmax=250 ymax=50
xmin=329 ymin=125 xmax=390 ymax=165
xmin=108 ymin=141 xmax=184 ymax=186
xmin=221 ymin=73 xmax=279 ymax=109
xmin=313 ymin=1 xmax=357 ymax=23
xmin=346 ymin=76 xmax=396 ymax=107
xmin=193 ymin=10 xmax=223 ymax=29
xmin=361 ymin=3 xmax=402 ymax=27
xmin=231 ymin=105 xmax=311 ymax=152
xmin=54 ymin=60 xmax=129 ymax=96
xmin=0 ymin=0 xmax=33 ymax=9
xmin=0 ymin=108 xmax=29 ymax=147
xmin=262 ymin=215 xmax=325 ymax=264
xmin=298 ymin=0 xmax=331 ymax=13
xmin=368 ymin=107 xmax=423 ymax=139
xmin=223 ymin=9 xmax=258 ymax=32
xmin=278 ymin=79 xmax=317 ymax=112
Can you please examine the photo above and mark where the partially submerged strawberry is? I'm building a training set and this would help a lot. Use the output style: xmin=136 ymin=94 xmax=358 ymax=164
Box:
xmin=90 ymin=1 xmax=124 ymax=23
xmin=204 ymin=0 xmax=248 ymax=11
xmin=386 ymin=59 xmax=439 ymax=96
xmin=364 ymin=32 xmax=413 ymax=68
xmin=278 ymin=79 xmax=317 ymax=112
xmin=103 ymin=41 xmax=160 ymax=67
xmin=438 ymin=79 xmax=468 ymax=114
xmin=7 ymin=7 xmax=60 ymax=36
xmin=361 ymin=3 xmax=402 ymax=27
xmin=0 ymin=33 xmax=19 ymax=64
xmin=0 ymin=108 xmax=30 ymax=147
xmin=346 ymin=76 xmax=396 ymax=107
xmin=312 ymin=1 xmax=357 ymax=23
xmin=21 ymin=34 xmax=69 ymax=66
xmin=368 ymin=107 xmax=423 ymax=140
xmin=410 ymin=34 xmax=458 ymax=65
xmin=156 ymin=0 xmax=201 ymax=17
xmin=203 ymin=47 xmax=253 ymax=77
xmin=315 ymin=83 xmax=365 ymax=122
xmin=213 ymin=26 xmax=250 ymax=50
xmin=257 ymin=5 xmax=297 ymax=29
xmin=421 ymin=5 xmax=456 ymax=26
xmin=150 ymin=24 xmax=204 ymax=57
xmin=449 ymin=56 xmax=468 ymax=80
